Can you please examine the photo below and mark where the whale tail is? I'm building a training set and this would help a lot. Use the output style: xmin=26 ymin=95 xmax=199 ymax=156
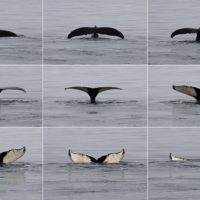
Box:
xmin=97 ymin=149 xmax=125 ymax=164
xmin=68 ymin=149 xmax=125 ymax=164
xmin=0 ymin=30 xmax=18 ymax=37
xmin=0 ymin=87 xmax=26 ymax=93
xmin=0 ymin=147 xmax=26 ymax=164
xmin=172 ymin=85 xmax=200 ymax=102
xmin=68 ymin=26 xmax=124 ymax=39
xmin=68 ymin=149 xmax=97 ymax=163
xmin=171 ymin=28 xmax=200 ymax=41
xmin=169 ymin=153 xmax=186 ymax=161
xmin=65 ymin=86 xmax=122 ymax=103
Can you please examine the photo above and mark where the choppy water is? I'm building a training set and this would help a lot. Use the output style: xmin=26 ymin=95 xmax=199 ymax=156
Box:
xmin=0 ymin=129 xmax=42 ymax=200
xmin=149 ymin=128 xmax=200 ymax=200
xmin=0 ymin=66 xmax=42 ymax=127
xmin=44 ymin=0 xmax=147 ymax=64
xmin=44 ymin=65 xmax=147 ymax=126
xmin=44 ymin=128 xmax=147 ymax=200
xmin=0 ymin=0 xmax=42 ymax=64
xmin=149 ymin=0 xmax=200 ymax=65
xmin=149 ymin=66 xmax=200 ymax=127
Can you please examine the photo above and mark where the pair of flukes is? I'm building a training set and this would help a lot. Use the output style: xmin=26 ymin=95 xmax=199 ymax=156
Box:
xmin=65 ymin=86 xmax=122 ymax=103
xmin=0 ymin=147 xmax=26 ymax=165
xmin=69 ymin=149 xmax=125 ymax=164
xmin=68 ymin=26 xmax=124 ymax=39
xmin=171 ymin=27 xmax=200 ymax=41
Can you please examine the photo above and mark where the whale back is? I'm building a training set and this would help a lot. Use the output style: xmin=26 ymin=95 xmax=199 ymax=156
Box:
xmin=0 ymin=30 xmax=18 ymax=37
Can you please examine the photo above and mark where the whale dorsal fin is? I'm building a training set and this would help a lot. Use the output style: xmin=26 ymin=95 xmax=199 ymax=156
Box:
xmin=0 ymin=87 xmax=26 ymax=93
xmin=1 ymin=147 xmax=26 ymax=164
xmin=97 ymin=149 xmax=125 ymax=164
xmin=68 ymin=149 xmax=96 ymax=163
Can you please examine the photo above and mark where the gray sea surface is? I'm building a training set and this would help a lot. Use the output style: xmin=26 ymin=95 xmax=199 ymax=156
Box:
xmin=0 ymin=66 xmax=42 ymax=126
xmin=44 ymin=0 xmax=147 ymax=64
xmin=44 ymin=128 xmax=147 ymax=200
xmin=44 ymin=65 xmax=147 ymax=127
xmin=149 ymin=128 xmax=200 ymax=200
xmin=0 ymin=129 xmax=42 ymax=200
xmin=0 ymin=0 xmax=42 ymax=64
xmin=149 ymin=0 xmax=200 ymax=65
xmin=149 ymin=66 xmax=200 ymax=127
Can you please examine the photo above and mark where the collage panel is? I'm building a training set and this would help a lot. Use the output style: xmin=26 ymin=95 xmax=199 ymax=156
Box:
xmin=0 ymin=0 xmax=42 ymax=64
xmin=149 ymin=65 xmax=200 ymax=127
xmin=44 ymin=128 xmax=147 ymax=200
xmin=149 ymin=128 xmax=200 ymax=200
xmin=0 ymin=66 xmax=42 ymax=127
xmin=44 ymin=0 xmax=147 ymax=64
xmin=0 ymin=128 xmax=42 ymax=200
xmin=44 ymin=65 xmax=147 ymax=127
xmin=149 ymin=0 xmax=199 ymax=65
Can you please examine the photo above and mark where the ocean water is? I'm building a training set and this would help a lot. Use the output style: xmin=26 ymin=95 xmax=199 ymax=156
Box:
xmin=0 ymin=129 xmax=42 ymax=200
xmin=0 ymin=0 xmax=42 ymax=64
xmin=44 ymin=65 xmax=147 ymax=127
xmin=44 ymin=128 xmax=147 ymax=200
xmin=149 ymin=0 xmax=200 ymax=65
xmin=149 ymin=66 xmax=200 ymax=127
xmin=0 ymin=66 xmax=42 ymax=127
xmin=44 ymin=0 xmax=147 ymax=64
xmin=149 ymin=128 xmax=200 ymax=200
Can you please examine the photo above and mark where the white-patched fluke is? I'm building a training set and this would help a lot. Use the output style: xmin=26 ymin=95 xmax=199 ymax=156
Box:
xmin=0 ymin=87 xmax=26 ymax=93
xmin=171 ymin=28 xmax=200 ymax=41
xmin=65 ymin=86 xmax=122 ymax=103
xmin=169 ymin=153 xmax=186 ymax=161
xmin=68 ymin=149 xmax=125 ymax=164
xmin=0 ymin=30 xmax=18 ymax=37
xmin=0 ymin=147 xmax=26 ymax=164
xmin=68 ymin=26 xmax=124 ymax=39
xmin=172 ymin=85 xmax=200 ymax=102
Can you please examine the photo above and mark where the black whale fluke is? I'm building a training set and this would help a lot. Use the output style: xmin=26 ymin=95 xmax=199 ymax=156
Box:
xmin=67 ymin=26 xmax=124 ymax=39
xmin=65 ymin=86 xmax=122 ymax=103
xmin=171 ymin=28 xmax=200 ymax=41
xmin=172 ymin=85 xmax=200 ymax=102
xmin=0 ymin=30 xmax=18 ymax=37
xmin=0 ymin=87 xmax=26 ymax=93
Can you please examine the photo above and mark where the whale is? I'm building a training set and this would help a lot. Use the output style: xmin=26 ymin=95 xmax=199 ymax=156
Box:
xmin=0 ymin=87 xmax=26 ymax=94
xmin=0 ymin=147 xmax=26 ymax=164
xmin=169 ymin=153 xmax=186 ymax=161
xmin=68 ymin=26 xmax=124 ymax=39
xmin=0 ymin=30 xmax=18 ymax=37
xmin=172 ymin=85 xmax=200 ymax=102
xmin=171 ymin=28 xmax=200 ymax=41
xmin=68 ymin=149 xmax=125 ymax=164
xmin=65 ymin=86 xmax=122 ymax=103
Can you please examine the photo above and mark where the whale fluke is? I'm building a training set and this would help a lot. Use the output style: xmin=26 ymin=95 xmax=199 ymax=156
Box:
xmin=169 ymin=153 xmax=186 ymax=161
xmin=0 ymin=147 xmax=26 ymax=164
xmin=0 ymin=87 xmax=26 ymax=93
xmin=0 ymin=30 xmax=18 ymax=37
xmin=68 ymin=150 xmax=97 ymax=163
xmin=68 ymin=149 xmax=125 ymax=164
xmin=171 ymin=28 xmax=200 ymax=41
xmin=97 ymin=149 xmax=125 ymax=164
xmin=68 ymin=26 xmax=124 ymax=39
xmin=172 ymin=85 xmax=200 ymax=102
xmin=65 ymin=86 xmax=122 ymax=103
